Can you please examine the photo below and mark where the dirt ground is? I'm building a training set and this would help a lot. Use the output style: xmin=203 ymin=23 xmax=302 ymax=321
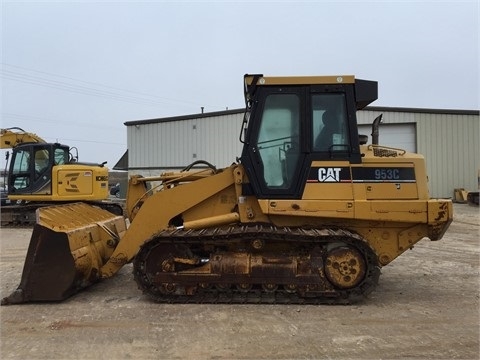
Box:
xmin=0 ymin=203 xmax=478 ymax=360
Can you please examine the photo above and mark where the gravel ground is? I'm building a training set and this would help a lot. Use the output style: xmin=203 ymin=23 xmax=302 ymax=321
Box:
xmin=0 ymin=203 xmax=478 ymax=360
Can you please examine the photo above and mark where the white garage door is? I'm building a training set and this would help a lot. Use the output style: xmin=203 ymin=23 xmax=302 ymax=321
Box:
xmin=358 ymin=123 xmax=416 ymax=152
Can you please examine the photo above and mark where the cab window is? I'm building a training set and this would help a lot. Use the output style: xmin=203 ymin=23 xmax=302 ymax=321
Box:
xmin=54 ymin=147 xmax=69 ymax=165
xmin=34 ymin=148 xmax=50 ymax=179
xmin=312 ymin=94 xmax=350 ymax=152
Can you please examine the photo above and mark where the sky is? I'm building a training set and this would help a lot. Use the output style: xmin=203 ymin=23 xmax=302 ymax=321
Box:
xmin=0 ymin=0 xmax=478 ymax=168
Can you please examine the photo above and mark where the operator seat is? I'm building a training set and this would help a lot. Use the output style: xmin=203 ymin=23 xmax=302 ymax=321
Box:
xmin=315 ymin=111 xmax=336 ymax=151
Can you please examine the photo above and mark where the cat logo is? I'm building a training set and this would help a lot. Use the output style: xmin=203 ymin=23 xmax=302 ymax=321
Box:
xmin=318 ymin=167 xmax=341 ymax=182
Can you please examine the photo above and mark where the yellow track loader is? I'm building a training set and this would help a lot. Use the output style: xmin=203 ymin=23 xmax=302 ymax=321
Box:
xmin=1 ymin=75 xmax=452 ymax=305
xmin=0 ymin=127 xmax=122 ymax=225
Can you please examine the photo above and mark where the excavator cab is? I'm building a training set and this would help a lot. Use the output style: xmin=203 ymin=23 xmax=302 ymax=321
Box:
xmin=6 ymin=142 xmax=110 ymax=202
xmin=8 ymin=142 xmax=69 ymax=197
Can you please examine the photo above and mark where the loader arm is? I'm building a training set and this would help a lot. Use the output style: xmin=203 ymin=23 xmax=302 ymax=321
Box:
xmin=125 ymin=168 xmax=217 ymax=222
xmin=99 ymin=166 xmax=237 ymax=278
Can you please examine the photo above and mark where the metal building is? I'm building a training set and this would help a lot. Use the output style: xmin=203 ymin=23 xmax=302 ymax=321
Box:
xmin=124 ymin=106 xmax=479 ymax=198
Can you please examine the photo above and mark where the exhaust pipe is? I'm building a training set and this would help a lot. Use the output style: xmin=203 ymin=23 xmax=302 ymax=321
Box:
xmin=371 ymin=114 xmax=383 ymax=145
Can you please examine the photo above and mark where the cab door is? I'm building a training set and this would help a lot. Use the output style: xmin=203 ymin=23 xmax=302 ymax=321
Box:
xmin=8 ymin=144 xmax=53 ymax=195
xmin=241 ymin=87 xmax=308 ymax=199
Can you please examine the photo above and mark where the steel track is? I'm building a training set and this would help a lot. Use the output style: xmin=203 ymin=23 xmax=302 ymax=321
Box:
xmin=133 ymin=225 xmax=381 ymax=305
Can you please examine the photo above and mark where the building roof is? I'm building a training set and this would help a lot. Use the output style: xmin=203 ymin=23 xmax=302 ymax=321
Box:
xmin=124 ymin=109 xmax=244 ymax=126
xmin=113 ymin=149 xmax=128 ymax=171
xmin=124 ymin=106 xmax=478 ymax=127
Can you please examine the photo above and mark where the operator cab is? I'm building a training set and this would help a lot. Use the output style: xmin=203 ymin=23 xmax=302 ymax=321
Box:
xmin=240 ymin=74 xmax=377 ymax=199
xmin=8 ymin=143 xmax=70 ymax=196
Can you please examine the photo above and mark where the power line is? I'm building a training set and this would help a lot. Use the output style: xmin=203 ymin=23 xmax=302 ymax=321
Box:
xmin=3 ymin=63 xmax=198 ymax=105
xmin=0 ymin=113 xmax=126 ymax=146
xmin=1 ymin=112 xmax=123 ymax=131
xmin=1 ymin=63 xmax=226 ymax=110
xmin=2 ymin=69 xmax=181 ymax=107
xmin=52 ymin=138 xmax=125 ymax=146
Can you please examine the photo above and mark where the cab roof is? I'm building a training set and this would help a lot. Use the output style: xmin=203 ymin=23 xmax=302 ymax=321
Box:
xmin=244 ymin=74 xmax=378 ymax=110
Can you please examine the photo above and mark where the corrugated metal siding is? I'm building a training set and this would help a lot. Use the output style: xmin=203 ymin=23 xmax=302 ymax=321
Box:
xmin=128 ymin=113 xmax=244 ymax=170
xmin=357 ymin=109 xmax=416 ymax=125
xmin=127 ymin=108 xmax=479 ymax=198
xmin=358 ymin=123 xmax=416 ymax=152
xmin=360 ymin=110 xmax=479 ymax=197
xmin=195 ymin=114 xmax=244 ymax=167
xmin=416 ymin=113 xmax=479 ymax=199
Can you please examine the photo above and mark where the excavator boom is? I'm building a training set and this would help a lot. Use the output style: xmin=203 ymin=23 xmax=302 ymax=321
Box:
xmin=1 ymin=127 xmax=46 ymax=148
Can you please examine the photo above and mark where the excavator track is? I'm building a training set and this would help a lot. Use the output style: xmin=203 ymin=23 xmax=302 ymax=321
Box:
xmin=0 ymin=204 xmax=39 ymax=227
xmin=133 ymin=225 xmax=380 ymax=305
xmin=0 ymin=201 xmax=124 ymax=227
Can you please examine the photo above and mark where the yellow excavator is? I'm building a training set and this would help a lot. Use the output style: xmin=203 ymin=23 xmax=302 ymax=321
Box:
xmin=1 ymin=75 xmax=452 ymax=305
xmin=0 ymin=127 xmax=122 ymax=225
